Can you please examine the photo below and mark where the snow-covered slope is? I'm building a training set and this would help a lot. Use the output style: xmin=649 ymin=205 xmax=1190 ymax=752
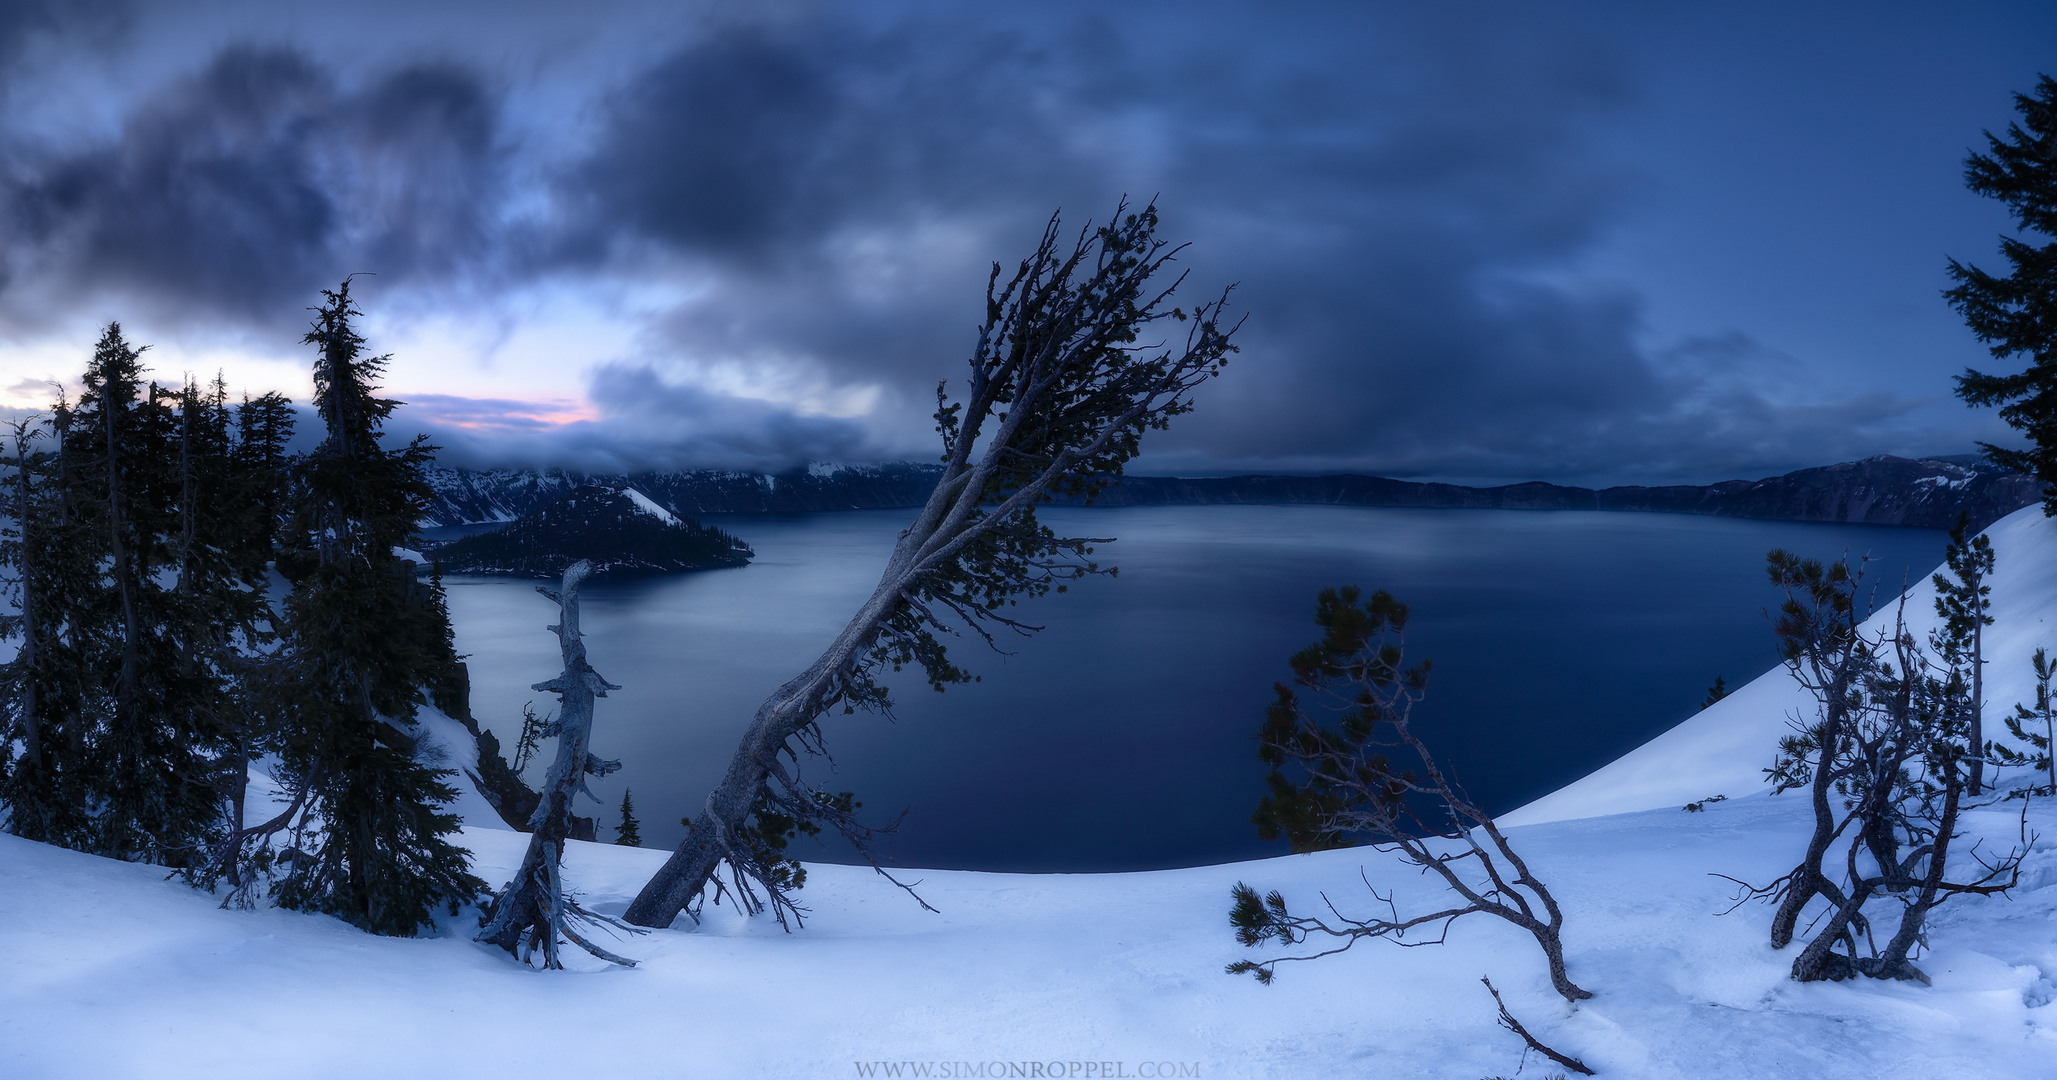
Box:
xmin=3 ymin=796 xmax=2053 ymax=1078
xmin=4 ymin=510 xmax=2057 ymax=1078
xmin=1506 ymin=504 xmax=2057 ymax=826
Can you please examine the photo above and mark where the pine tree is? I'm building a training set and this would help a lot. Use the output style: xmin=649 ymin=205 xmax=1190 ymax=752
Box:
xmin=616 ymin=787 xmax=642 ymax=847
xmin=1932 ymin=512 xmax=1995 ymax=794
xmin=0 ymin=416 xmax=92 ymax=847
xmin=272 ymin=279 xmax=482 ymax=935
xmin=1701 ymin=676 xmax=1729 ymax=710
xmin=0 ymin=393 xmax=106 ymax=850
xmin=1949 ymin=75 xmax=2057 ymax=513
xmin=625 ymin=200 xmax=1239 ymax=930
xmin=68 ymin=326 xmax=224 ymax=866
xmin=1993 ymin=647 xmax=2055 ymax=796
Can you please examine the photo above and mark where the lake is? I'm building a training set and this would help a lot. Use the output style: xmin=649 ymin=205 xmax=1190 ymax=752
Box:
xmin=436 ymin=506 xmax=1946 ymax=873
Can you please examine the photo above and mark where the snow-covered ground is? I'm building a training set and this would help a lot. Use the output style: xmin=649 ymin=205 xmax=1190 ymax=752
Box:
xmin=6 ymin=509 xmax=2057 ymax=1079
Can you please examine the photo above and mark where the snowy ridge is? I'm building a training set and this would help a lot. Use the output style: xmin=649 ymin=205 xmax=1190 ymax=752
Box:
xmin=1505 ymin=504 xmax=2057 ymax=826
xmin=621 ymin=487 xmax=679 ymax=525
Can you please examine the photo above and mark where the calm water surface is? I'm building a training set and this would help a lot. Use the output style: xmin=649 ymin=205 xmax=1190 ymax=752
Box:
xmin=438 ymin=506 xmax=1946 ymax=872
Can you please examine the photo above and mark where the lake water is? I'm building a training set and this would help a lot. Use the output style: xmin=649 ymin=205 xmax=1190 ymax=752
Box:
xmin=437 ymin=506 xmax=1946 ymax=873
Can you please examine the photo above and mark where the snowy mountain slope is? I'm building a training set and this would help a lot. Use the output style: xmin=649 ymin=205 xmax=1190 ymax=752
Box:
xmin=1505 ymin=504 xmax=2057 ymax=826
xmin=5 ymin=512 xmax=2057 ymax=1078
xmin=2 ymin=792 xmax=2052 ymax=1078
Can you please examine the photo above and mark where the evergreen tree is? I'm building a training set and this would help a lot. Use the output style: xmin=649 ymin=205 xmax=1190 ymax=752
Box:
xmin=0 ymin=341 xmax=288 ymax=879
xmin=1932 ymin=513 xmax=1995 ymax=794
xmin=272 ymin=279 xmax=481 ymax=935
xmin=1701 ymin=676 xmax=1729 ymax=710
xmin=625 ymin=200 xmax=1239 ymax=930
xmin=1949 ymin=75 xmax=2057 ymax=513
xmin=0 ymin=393 xmax=108 ymax=850
xmin=616 ymin=787 xmax=641 ymax=847
xmin=1993 ymin=647 xmax=2055 ymax=795
xmin=0 ymin=415 xmax=95 ymax=847
xmin=67 ymin=326 xmax=224 ymax=866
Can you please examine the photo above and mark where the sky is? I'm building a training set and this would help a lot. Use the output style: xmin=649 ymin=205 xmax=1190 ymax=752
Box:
xmin=0 ymin=0 xmax=2049 ymax=486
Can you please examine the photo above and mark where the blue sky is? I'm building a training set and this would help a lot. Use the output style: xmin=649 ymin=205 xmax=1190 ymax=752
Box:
xmin=0 ymin=0 xmax=2049 ymax=484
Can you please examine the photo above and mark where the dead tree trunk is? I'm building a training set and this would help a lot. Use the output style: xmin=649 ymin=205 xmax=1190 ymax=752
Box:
xmin=477 ymin=559 xmax=642 ymax=967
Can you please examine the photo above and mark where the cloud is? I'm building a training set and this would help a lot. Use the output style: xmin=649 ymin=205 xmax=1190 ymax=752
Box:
xmin=0 ymin=3 xmax=2017 ymax=484
xmin=402 ymin=365 xmax=872 ymax=473
xmin=0 ymin=45 xmax=503 ymax=329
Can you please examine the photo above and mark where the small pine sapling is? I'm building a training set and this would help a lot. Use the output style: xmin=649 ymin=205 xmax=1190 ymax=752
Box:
xmin=1227 ymin=586 xmax=1590 ymax=1004
xmin=616 ymin=787 xmax=642 ymax=847
xmin=1992 ymin=647 xmax=2055 ymax=796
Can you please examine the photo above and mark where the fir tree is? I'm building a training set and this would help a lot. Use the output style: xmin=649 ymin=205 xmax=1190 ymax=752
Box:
xmin=0 ymin=394 xmax=106 ymax=850
xmin=1949 ymin=75 xmax=2057 ymax=513
xmin=1932 ymin=512 xmax=1995 ymax=794
xmin=0 ymin=416 xmax=92 ymax=847
xmin=69 ymin=326 xmax=223 ymax=866
xmin=1993 ymin=647 xmax=2055 ymax=796
xmin=616 ymin=787 xmax=642 ymax=847
xmin=1701 ymin=675 xmax=1729 ymax=710
xmin=272 ymin=279 xmax=482 ymax=935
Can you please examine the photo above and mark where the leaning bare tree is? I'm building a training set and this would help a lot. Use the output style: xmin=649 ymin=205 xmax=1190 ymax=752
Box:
xmin=623 ymin=201 xmax=1240 ymax=930
xmin=1226 ymin=586 xmax=1591 ymax=1005
xmin=478 ymin=560 xmax=644 ymax=967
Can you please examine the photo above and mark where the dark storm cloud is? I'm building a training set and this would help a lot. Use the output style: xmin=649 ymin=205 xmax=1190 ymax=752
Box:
xmin=562 ymin=7 xmax=1752 ymax=479
xmin=568 ymin=17 xmax=1106 ymax=266
xmin=0 ymin=0 xmax=125 ymax=65
xmin=0 ymin=3 xmax=2021 ymax=483
xmin=1 ymin=45 xmax=502 ymax=326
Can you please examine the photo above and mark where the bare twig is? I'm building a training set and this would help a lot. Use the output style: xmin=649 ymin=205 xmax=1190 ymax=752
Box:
xmin=1482 ymin=977 xmax=1594 ymax=1076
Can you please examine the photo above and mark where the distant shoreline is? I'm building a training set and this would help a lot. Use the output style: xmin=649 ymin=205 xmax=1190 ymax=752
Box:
xmin=423 ymin=454 xmax=2042 ymax=535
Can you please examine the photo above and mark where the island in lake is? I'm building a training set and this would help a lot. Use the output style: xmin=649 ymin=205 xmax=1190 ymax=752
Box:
xmin=428 ymin=485 xmax=753 ymax=577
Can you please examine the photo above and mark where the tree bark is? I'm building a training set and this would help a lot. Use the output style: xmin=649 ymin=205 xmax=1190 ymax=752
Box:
xmin=477 ymin=560 xmax=634 ymax=966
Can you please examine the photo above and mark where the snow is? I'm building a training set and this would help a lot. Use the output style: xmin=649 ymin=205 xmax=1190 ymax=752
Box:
xmin=621 ymin=487 xmax=680 ymax=526
xmin=1507 ymin=505 xmax=2057 ymax=826
xmin=5 ymin=510 xmax=2057 ymax=1078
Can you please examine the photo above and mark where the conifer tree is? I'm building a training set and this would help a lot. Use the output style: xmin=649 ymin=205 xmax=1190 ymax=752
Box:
xmin=1949 ymin=75 xmax=2057 ymax=513
xmin=69 ymin=325 xmax=224 ymax=866
xmin=625 ymin=200 xmax=1238 ymax=930
xmin=616 ymin=787 xmax=642 ymax=847
xmin=1994 ymin=648 xmax=2055 ymax=795
xmin=0 ymin=394 xmax=104 ymax=850
xmin=1932 ymin=513 xmax=1995 ymax=794
xmin=0 ymin=416 xmax=93 ymax=847
xmin=271 ymin=279 xmax=481 ymax=935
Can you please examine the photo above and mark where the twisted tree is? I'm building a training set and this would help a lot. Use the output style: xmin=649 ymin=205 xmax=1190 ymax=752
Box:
xmin=1227 ymin=586 xmax=1590 ymax=1004
xmin=1738 ymin=551 xmax=2027 ymax=983
xmin=624 ymin=201 xmax=1239 ymax=929
xmin=478 ymin=560 xmax=643 ymax=968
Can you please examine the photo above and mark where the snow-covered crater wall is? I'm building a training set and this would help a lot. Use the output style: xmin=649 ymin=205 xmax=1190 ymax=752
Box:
xmin=1506 ymin=504 xmax=2057 ymax=825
